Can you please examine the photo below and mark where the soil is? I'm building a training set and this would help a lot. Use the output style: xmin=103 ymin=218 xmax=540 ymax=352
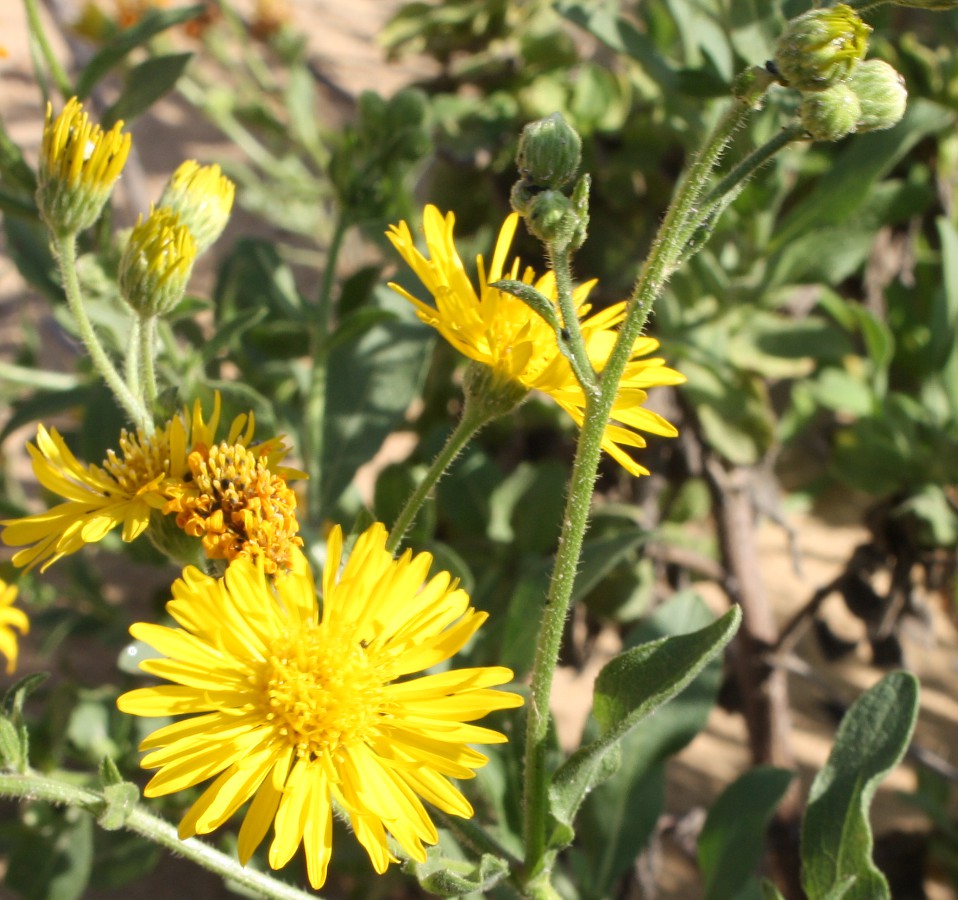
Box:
xmin=1 ymin=3 xmax=957 ymax=899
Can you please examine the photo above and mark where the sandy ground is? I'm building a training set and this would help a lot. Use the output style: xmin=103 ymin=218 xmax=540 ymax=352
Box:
xmin=2 ymin=3 xmax=958 ymax=899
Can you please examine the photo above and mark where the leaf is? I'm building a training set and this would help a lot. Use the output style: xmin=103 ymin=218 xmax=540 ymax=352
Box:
xmin=571 ymin=527 xmax=649 ymax=603
xmin=408 ymin=850 xmax=509 ymax=896
xmin=570 ymin=593 xmax=728 ymax=895
xmin=321 ymin=310 xmax=432 ymax=512
xmin=102 ymin=53 xmax=193 ymax=126
xmin=699 ymin=766 xmax=794 ymax=900
xmin=801 ymin=671 xmax=920 ymax=900
xmin=75 ymin=5 xmax=205 ymax=99
xmin=548 ymin=603 xmax=741 ymax=829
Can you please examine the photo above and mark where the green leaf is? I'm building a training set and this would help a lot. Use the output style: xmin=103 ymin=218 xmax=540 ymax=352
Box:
xmin=102 ymin=53 xmax=193 ymax=126
xmin=570 ymin=593 xmax=727 ymax=895
xmin=801 ymin=671 xmax=920 ymax=900
xmin=321 ymin=312 xmax=431 ymax=511
xmin=75 ymin=5 xmax=205 ymax=99
xmin=699 ymin=766 xmax=794 ymax=900
xmin=762 ymin=881 xmax=787 ymax=900
xmin=408 ymin=850 xmax=509 ymax=896
xmin=572 ymin=527 xmax=649 ymax=603
xmin=548 ymin=604 xmax=741 ymax=829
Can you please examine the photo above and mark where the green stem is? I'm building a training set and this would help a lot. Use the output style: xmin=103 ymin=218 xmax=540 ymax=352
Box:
xmin=54 ymin=233 xmax=149 ymax=428
xmin=520 ymin=71 xmax=770 ymax=884
xmin=139 ymin=315 xmax=160 ymax=410
xmin=0 ymin=771 xmax=319 ymax=900
xmin=549 ymin=246 xmax=597 ymax=394
xmin=125 ymin=316 xmax=142 ymax=399
xmin=22 ymin=0 xmax=73 ymax=98
xmin=385 ymin=401 xmax=489 ymax=555
xmin=305 ymin=214 xmax=349 ymax=526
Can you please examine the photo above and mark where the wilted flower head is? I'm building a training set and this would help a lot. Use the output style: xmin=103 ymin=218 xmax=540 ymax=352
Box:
xmin=387 ymin=206 xmax=685 ymax=476
xmin=117 ymin=523 xmax=523 ymax=887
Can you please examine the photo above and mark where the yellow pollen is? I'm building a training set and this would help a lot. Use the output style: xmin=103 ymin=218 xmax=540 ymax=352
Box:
xmin=261 ymin=627 xmax=386 ymax=760
xmin=165 ymin=441 xmax=302 ymax=573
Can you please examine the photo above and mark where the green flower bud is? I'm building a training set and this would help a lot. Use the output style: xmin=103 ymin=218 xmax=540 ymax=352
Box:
xmin=158 ymin=160 xmax=234 ymax=255
xmin=799 ymin=83 xmax=862 ymax=141
xmin=516 ymin=113 xmax=582 ymax=189
xmin=773 ymin=4 xmax=871 ymax=92
xmin=509 ymin=178 xmax=541 ymax=218
xmin=848 ymin=59 xmax=908 ymax=133
xmin=525 ymin=189 xmax=577 ymax=250
xmin=119 ymin=207 xmax=196 ymax=317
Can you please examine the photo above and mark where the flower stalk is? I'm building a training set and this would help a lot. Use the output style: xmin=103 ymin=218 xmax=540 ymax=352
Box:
xmin=0 ymin=770 xmax=319 ymax=900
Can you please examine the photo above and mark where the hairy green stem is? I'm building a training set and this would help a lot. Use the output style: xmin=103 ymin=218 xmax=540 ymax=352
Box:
xmin=520 ymin=72 xmax=770 ymax=884
xmin=22 ymin=0 xmax=72 ymax=98
xmin=54 ymin=233 xmax=149 ymax=428
xmin=125 ymin=316 xmax=142 ymax=399
xmin=305 ymin=214 xmax=348 ymax=525
xmin=549 ymin=246 xmax=597 ymax=393
xmin=385 ymin=402 xmax=489 ymax=555
xmin=0 ymin=771 xmax=319 ymax=900
xmin=139 ymin=315 xmax=160 ymax=410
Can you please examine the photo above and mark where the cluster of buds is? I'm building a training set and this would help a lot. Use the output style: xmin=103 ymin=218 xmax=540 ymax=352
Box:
xmin=510 ymin=113 xmax=590 ymax=253
xmin=771 ymin=4 xmax=907 ymax=142
xmin=39 ymin=98 xmax=235 ymax=318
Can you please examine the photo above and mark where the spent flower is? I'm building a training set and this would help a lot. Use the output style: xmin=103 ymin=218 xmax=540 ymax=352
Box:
xmin=387 ymin=205 xmax=685 ymax=476
xmin=0 ymin=580 xmax=28 ymax=674
xmin=117 ymin=523 xmax=523 ymax=888
xmin=37 ymin=97 xmax=131 ymax=235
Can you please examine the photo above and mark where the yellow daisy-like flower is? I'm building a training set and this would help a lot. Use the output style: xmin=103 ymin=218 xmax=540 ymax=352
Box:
xmin=37 ymin=97 xmax=131 ymax=235
xmin=387 ymin=205 xmax=686 ymax=476
xmin=1 ymin=395 xmax=299 ymax=572
xmin=117 ymin=523 xmax=523 ymax=888
xmin=0 ymin=580 xmax=29 ymax=674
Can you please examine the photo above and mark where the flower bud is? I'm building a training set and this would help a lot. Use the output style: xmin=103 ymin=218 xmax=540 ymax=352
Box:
xmin=37 ymin=97 xmax=131 ymax=236
xmin=516 ymin=113 xmax=582 ymax=190
xmin=525 ymin=189 xmax=578 ymax=250
xmin=848 ymin=59 xmax=907 ymax=133
xmin=158 ymin=160 xmax=235 ymax=254
xmin=773 ymin=4 xmax=870 ymax=92
xmin=119 ymin=207 xmax=197 ymax=317
xmin=799 ymin=83 xmax=861 ymax=141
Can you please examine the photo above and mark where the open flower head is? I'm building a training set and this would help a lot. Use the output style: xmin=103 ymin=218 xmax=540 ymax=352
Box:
xmin=387 ymin=205 xmax=686 ymax=475
xmin=1 ymin=394 xmax=301 ymax=572
xmin=117 ymin=523 xmax=523 ymax=888
xmin=0 ymin=580 xmax=28 ymax=674
xmin=37 ymin=97 xmax=131 ymax=235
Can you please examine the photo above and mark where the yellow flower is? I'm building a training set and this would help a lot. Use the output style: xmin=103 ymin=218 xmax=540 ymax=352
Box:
xmin=0 ymin=581 xmax=28 ymax=674
xmin=387 ymin=205 xmax=686 ymax=476
xmin=37 ymin=97 xmax=131 ymax=234
xmin=1 ymin=394 xmax=299 ymax=572
xmin=158 ymin=160 xmax=235 ymax=254
xmin=117 ymin=523 xmax=523 ymax=888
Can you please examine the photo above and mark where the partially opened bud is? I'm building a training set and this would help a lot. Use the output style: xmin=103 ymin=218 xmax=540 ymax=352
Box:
xmin=120 ymin=207 xmax=197 ymax=317
xmin=773 ymin=4 xmax=870 ymax=92
xmin=849 ymin=59 xmax=908 ymax=132
xmin=800 ymin=83 xmax=862 ymax=141
xmin=37 ymin=97 xmax=131 ymax=235
xmin=158 ymin=160 xmax=234 ymax=254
